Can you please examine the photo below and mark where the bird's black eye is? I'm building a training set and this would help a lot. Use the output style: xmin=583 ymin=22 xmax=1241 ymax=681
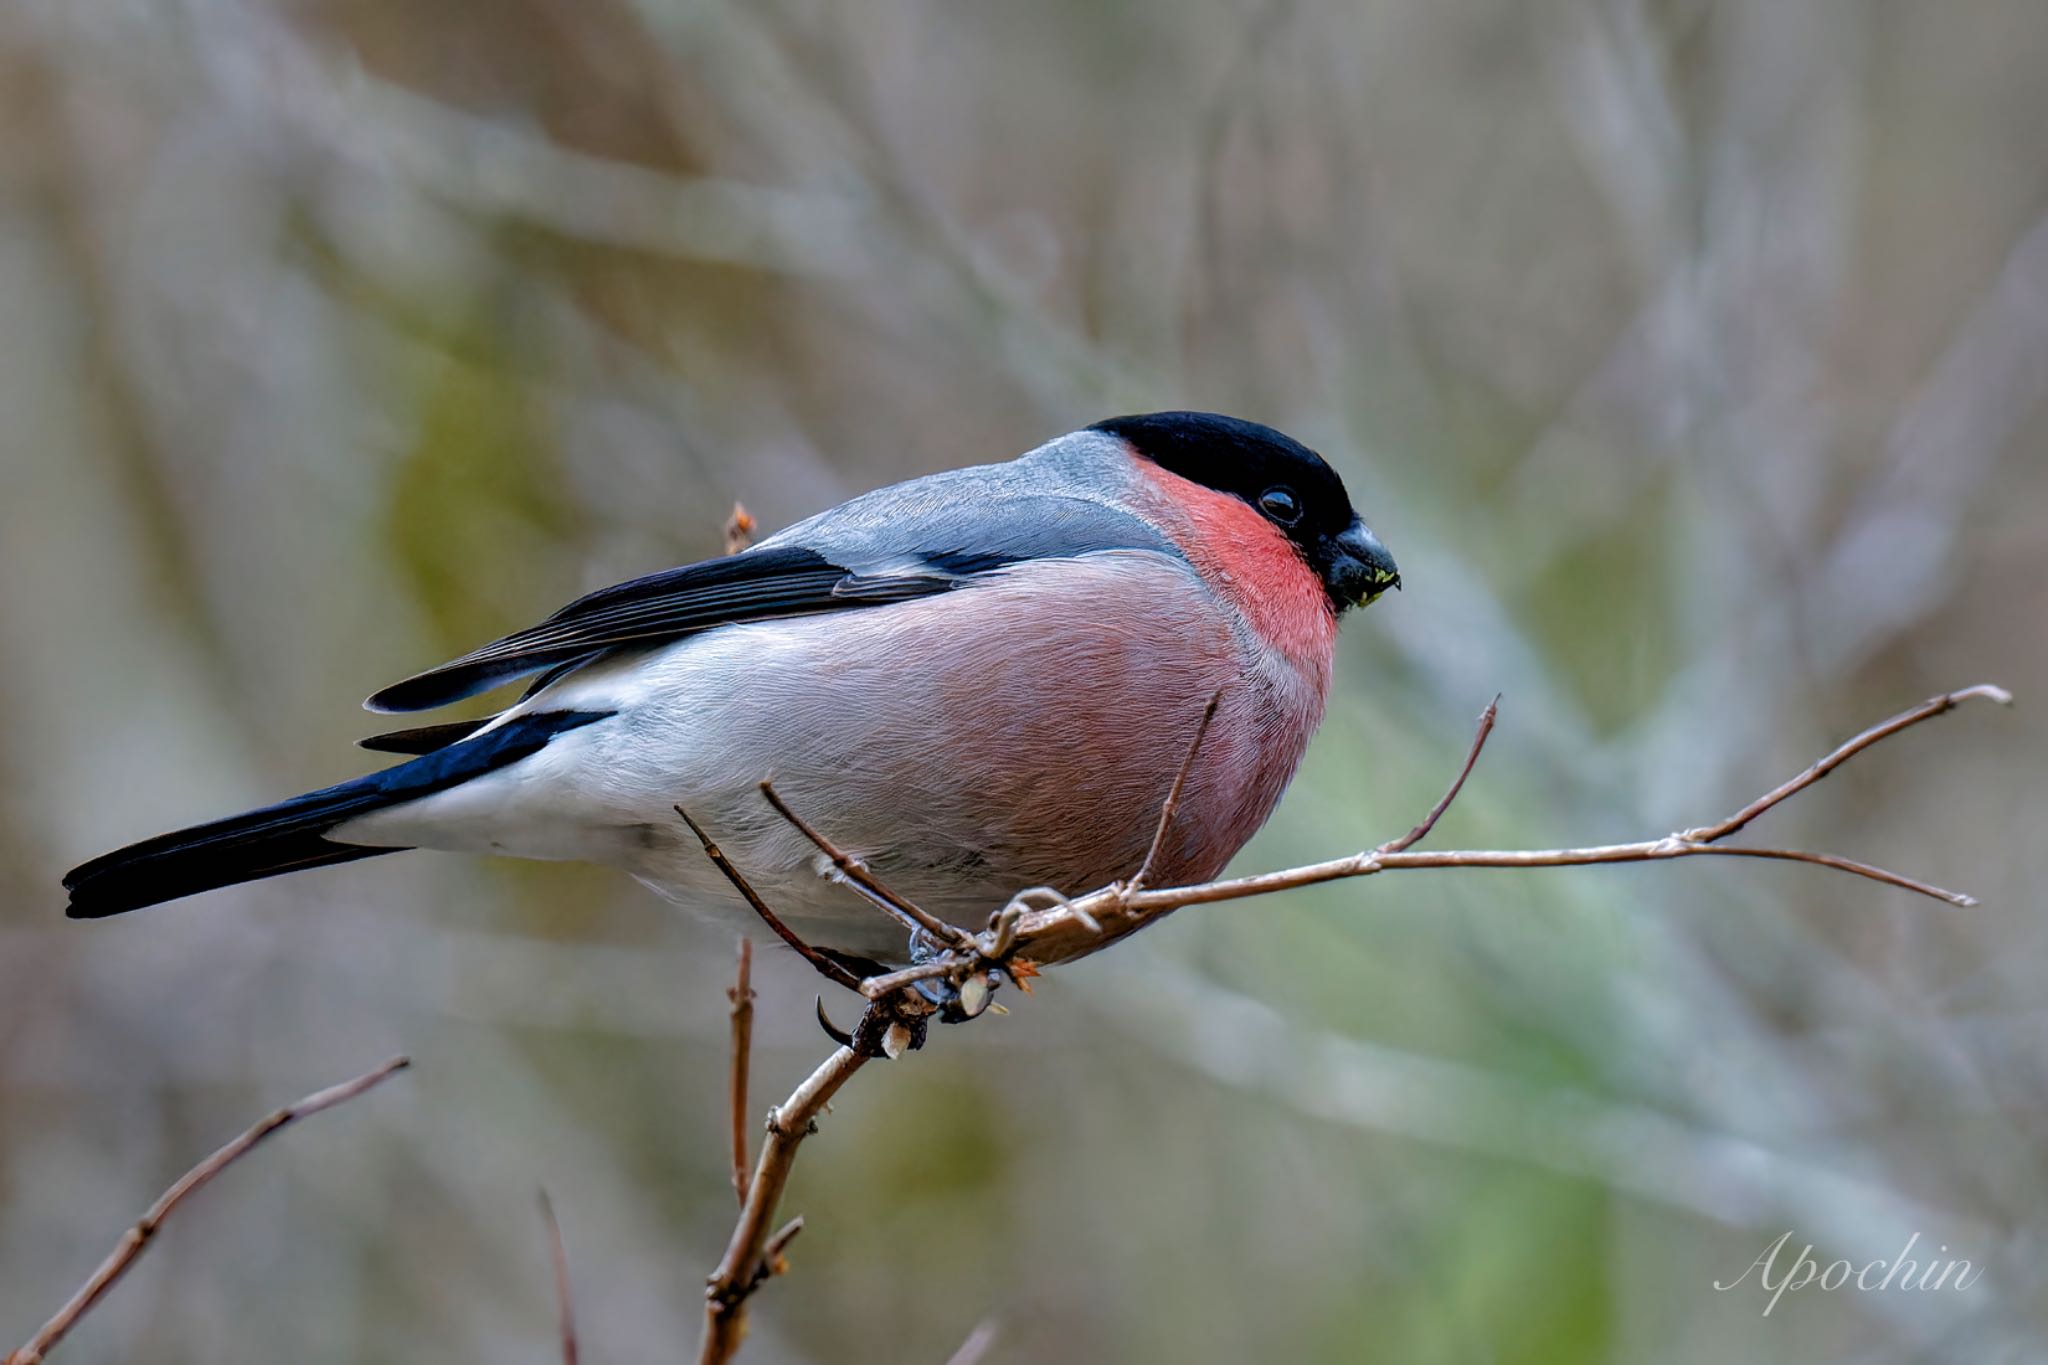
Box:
xmin=1259 ymin=487 xmax=1302 ymax=526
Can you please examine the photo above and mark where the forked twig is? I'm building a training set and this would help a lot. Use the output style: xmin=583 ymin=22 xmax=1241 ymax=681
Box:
xmin=539 ymin=1191 xmax=579 ymax=1365
xmin=758 ymin=781 xmax=974 ymax=949
xmin=684 ymin=682 xmax=2011 ymax=1365
xmin=1683 ymin=683 xmax=2013 ymax=843
xmin=5 ymin=1057 xmax=410 ymax=1365
xmin=676 ymin=805 xmax=863 ymax=993
xmin=996 ymin=685 xmax=2010 ymax=970
xmin=699 ymin=1046 xmax=869 ymax=1364
xmin=818 ymin=870 xmax=937 ymax=943
xmin=763 ymin=1217 xmax=805 ymax=1273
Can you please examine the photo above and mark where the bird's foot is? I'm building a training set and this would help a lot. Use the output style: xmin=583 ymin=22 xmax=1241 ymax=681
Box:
xmin=893 ymin=927 xmax=1004 ymax=1025
xmin=814 ymin=989 xmax=933 ymax=1059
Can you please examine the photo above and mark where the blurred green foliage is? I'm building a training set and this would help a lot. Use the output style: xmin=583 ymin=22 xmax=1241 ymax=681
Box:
xmin=389 ymin=321 xmax=583 ymax=649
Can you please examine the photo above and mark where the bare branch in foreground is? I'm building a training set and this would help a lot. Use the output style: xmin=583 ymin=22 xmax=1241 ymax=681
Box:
xmin=759 ymin=780 xmax=973 ymax=950
xmin=4 ymin=1057 xmax=410 ymax=1365
xmin=763 ymin=1217 xmax=805 ymax=1272
xmin=699 ymin=1046 xmax=869 ymax=1365
xmin=676 ymin=805 xmax=863 ymax=993
xmin=538 ymin=1191 xmax=579 ymax=1365
xmin=727 ymin=939 xmax=756 ymax=1206
xmin=1683 ymin=683 xmax=2013 ymax=844
xmin=989 ymin=683 xmax=2010 ymax=970
xmin=685 ymin=682 xmax=2010 ymax=1363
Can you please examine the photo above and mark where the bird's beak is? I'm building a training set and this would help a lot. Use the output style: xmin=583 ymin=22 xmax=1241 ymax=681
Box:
xmin=1326 ymin=521 xmax=1401 ymax=609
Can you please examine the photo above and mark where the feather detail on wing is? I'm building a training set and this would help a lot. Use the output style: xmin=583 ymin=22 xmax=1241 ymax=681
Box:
xmin=365 ymin=491 xmax=1180 ymax=714
xmin=366 ymin=546 xmax=962 ymax=713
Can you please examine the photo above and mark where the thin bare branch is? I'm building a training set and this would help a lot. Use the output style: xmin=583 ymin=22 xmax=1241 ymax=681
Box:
xmin=728 ymin=939 xmax=756 ymax=1206
xmin=758 ymin=780 xmax=973 ymax=948
xmin=831 ymin=871 xmax=944 ymax=943
xmin=1683 ymin=683 xmax=2012 ymax=843
xmin=1069 ymin=836 xmax=1973 ymax=915
xmin=1378 ymin=694 xmax=1499 ymax=855
xmin=1128 ymin=691 xmax=1222 ymax=894
xmin=856 ymin=959 xmax=957 ymax=1002
xmin=1677 ymin=843 xmax=1980 ymax=905
xmin=699 ymin=1046 xmax=870 ymax=1365
xmin=538 ymin=1191 xmax=579 ymax=1365
xmin=677 ymin=805 xmax=864 ymax=993
xmin=5 ymin=1057 xmax=410 ymax=1365
xmin=762 ymin=1217 xmax=805 ymax=1273
xmin=986 ymin=685 xmax=2004 ymax=968
xmin=687 ymin=683 xmax=2008 ymax=1364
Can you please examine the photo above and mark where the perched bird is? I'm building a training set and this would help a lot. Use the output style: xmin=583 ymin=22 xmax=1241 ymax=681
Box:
xmin=63 ymin=412 xmax=1398 ymax=962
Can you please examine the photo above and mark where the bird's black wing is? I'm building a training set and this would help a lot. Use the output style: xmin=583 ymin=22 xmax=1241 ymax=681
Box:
xmin=366 ymin=496 xmax=1172 ymax=714
xmin=368 ymin=546 xmax=950 ymax=712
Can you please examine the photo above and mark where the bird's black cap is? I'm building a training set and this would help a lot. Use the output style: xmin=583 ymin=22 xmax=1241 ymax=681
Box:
xmin=1091 ymin=410 xmax=1398 ymax=611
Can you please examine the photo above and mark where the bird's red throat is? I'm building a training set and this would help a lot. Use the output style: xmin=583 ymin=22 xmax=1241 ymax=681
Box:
xmin=1131 ymin=460 xmax=1339 ymax=685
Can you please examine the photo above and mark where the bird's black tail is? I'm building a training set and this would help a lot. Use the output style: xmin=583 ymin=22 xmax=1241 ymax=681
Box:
xmin=63 ymin=710 xmax=612 ymax=919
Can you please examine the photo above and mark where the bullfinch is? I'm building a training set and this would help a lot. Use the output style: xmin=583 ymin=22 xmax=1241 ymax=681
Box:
xmin=62 ymin=412 xmax=1399 ymax=963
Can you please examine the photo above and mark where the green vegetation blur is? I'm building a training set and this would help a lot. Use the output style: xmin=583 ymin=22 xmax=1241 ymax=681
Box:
xmin=1 ymin=3 xmax=2044 ymax=1362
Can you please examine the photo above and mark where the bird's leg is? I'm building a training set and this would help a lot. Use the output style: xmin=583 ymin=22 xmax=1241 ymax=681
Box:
xmin=790 ymin=901 xmax=1049 ymax=1045
xmin=863 ymin=887 xmax=1076 ymax=1027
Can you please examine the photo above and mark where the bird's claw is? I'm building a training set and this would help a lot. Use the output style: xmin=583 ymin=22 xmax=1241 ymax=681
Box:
xmin=814 ymin=995 xmax=855 ymax=1048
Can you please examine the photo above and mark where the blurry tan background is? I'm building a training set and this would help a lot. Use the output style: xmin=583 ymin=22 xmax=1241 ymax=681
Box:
xmin=2 ymin=1 xmax=2046 ymax=1361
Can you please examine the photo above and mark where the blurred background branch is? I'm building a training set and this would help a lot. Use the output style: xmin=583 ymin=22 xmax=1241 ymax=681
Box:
xmin=538 ymin=1189 xmax=579 ymax=1365
xmin=4 ymin=1059 xmax=408 ymax=1365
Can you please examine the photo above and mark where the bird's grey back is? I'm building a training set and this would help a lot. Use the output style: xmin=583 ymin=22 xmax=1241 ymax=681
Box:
xmin=756 ymin=430 xmax=1176 ymax=570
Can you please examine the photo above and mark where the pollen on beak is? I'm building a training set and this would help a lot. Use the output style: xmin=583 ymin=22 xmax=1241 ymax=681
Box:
xmin=1328 ymin=522 xmax=1400 ymax=608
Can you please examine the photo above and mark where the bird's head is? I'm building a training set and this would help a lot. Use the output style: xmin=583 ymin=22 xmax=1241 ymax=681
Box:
xmin=1091 ymin=411 xmax=1400 ymax=615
